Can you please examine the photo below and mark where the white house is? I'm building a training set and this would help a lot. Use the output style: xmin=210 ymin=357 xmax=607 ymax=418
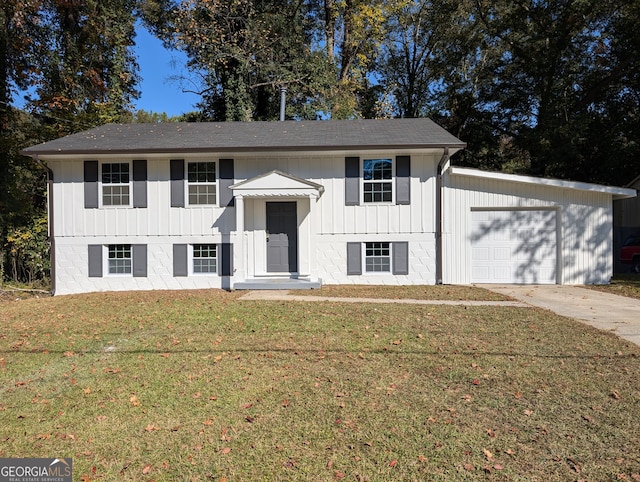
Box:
xmin=21 ymin=119 xmax=636 ymax=295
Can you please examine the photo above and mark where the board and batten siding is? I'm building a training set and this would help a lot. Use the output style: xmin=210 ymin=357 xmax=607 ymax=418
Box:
xmin=443 ymin=173 xmax=614 ymax=285
xmin=48 ymin=151 xmax=441 ymax=293
xmin=51 ymin=153 xmax=438 ymax=238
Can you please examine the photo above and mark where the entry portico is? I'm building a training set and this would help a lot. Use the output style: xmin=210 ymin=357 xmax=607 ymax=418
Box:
xmin=230 ymin=170 xmax=324 ymax=289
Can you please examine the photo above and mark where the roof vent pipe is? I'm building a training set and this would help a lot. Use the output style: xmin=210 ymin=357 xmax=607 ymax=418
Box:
xmin=279 ymin=86 xmax=287 ymax=121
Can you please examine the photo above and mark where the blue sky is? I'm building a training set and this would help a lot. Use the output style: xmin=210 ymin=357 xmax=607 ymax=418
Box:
xmin=12 ymin=25 xmax=200 ymax=117
xmin=134 ymin=26 xmax=200 ymax=116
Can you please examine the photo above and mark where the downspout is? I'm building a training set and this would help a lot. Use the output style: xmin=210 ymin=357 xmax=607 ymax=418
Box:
xmin=34 ymin=156 xmax=55 ymax=295
xmin=435 ymin=147 xmax=450 ymax=285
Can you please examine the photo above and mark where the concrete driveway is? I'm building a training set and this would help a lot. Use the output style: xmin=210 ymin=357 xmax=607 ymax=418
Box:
xmin=479 ymin=285 xmax=640 ymax=347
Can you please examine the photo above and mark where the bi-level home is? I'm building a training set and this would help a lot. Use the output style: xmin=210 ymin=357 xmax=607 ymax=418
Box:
xmin=21 ymin=118 xmax=636 ymax=295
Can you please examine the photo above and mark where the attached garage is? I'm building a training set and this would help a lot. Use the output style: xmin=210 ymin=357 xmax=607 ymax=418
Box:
xmin=470 ymin=209 xmax=557 ymax=284
xmin=443 ymin=167 xmax=636 ymax=285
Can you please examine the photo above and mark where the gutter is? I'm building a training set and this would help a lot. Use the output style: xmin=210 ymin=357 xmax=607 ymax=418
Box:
xmin=435 ymin=147 xmax=450 ymax=285
xmin=34 ymin=156 xmax=55 ymax=295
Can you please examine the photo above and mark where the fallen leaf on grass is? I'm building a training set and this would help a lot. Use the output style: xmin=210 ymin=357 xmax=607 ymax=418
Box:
xmin=464 ymin=463 xmax=475 ymax=471
xmin=523 ymin=409 xmax=533 ymax=416
xmin=221 ymin=447 xmax=231 ymax=455
xmin=142 ymin=464 xmax=152 ymax=475
xmin=483 ymin=449 xmax=494 ymax=461
xmin=145 ymin=424 xmax=161 ymax=432
xmin=129 ymin=395 xmax=140 ymax=407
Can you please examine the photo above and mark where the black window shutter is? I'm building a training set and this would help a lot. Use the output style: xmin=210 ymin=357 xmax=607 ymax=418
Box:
xmin=392 ymin=242 xmax=409 ymax=275
xmin=345 ymin=157 xmax=360 ymax=206
xmin=219 ymin=158 xmax=235 ymax=207
xmin=220 ymin=243 xmax=233 ymax=276
xmin=170 ymin=159 xmax=185 ymax=207
xmin=396 ymin=156 xmax=410 ymax=205
xmin=173 ymin=244 xmax=188 ymax=277
xmin=84 ymin=160 xmax=99 ymax=209
xmin=346 ymin=242 xmax=362 ymax=275
xmin=133 ymin=160 xmax=147 ymax=208
xmin=88 ymin=245 xmax=102 ymax=277
xmin=132 ymin=244 xmax=147 ymax=277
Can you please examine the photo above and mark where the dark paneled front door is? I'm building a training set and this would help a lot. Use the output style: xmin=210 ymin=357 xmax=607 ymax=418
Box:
xmin=266 ymin=202 xmax=298 ymax=273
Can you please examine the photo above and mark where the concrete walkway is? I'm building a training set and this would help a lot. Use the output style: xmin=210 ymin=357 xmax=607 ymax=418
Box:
xmin=240 ymin=286 xmax=640 ymax=347
xmin=479 ymin=285 xmax=640 ymax=347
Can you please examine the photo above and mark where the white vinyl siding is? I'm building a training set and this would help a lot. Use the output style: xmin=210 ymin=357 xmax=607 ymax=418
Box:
xmin=444 ymin=170 xmax=614 ymax=285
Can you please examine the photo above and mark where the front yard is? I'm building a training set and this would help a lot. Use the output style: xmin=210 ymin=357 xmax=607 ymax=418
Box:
xmin=1 ymin=287 xmax=639 ymax=481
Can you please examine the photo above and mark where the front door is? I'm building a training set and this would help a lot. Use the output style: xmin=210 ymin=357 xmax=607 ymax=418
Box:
xmin=266 ymin=202 xmax=298 ymax=273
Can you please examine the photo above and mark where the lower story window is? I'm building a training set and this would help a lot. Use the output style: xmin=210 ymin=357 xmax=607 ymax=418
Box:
xmin=193 ymin=244 xmax=217 ymax=273
xmin=365 ymin=242 xmax=390 ymax=272
xmin=108 ymin=244 xmax=132 ymax=274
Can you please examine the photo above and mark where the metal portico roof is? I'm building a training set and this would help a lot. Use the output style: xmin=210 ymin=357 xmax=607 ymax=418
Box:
xmin=20 ymin=118 xmax=466 ymax=156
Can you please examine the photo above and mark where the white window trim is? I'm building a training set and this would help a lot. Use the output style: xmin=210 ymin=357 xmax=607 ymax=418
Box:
xmin=363 ymin=241 xmax=393 ymax=274
xmin=99 ymin=161 xmax=132 ymax=208
xmin=105 ymin=244 xmax=133 ymax=276
xmin=189 ymin=243 xmax=219 ymax=275
xmin=361 ymin=158 xmax=394 ymax=204
xmin=186 ymin=161 xmax=218 ymax=207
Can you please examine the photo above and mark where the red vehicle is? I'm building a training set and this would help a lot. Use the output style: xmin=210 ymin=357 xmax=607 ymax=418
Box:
xmin=621 ymin=233 xmax=640 ymax=273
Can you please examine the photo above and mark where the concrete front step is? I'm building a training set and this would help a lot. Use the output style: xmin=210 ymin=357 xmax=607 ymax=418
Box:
xmin=233 ymin=278 xmax=321 ymax=290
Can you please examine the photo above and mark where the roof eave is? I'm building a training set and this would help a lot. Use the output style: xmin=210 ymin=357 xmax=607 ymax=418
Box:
xmin=449 ymin=166 xmax=637 ymax=199
xmin=21 ymin=143 xmax=467 ymax=158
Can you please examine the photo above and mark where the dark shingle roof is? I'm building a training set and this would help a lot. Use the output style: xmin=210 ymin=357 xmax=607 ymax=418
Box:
xmin=21 ymin=118 xmax=465 ymax=156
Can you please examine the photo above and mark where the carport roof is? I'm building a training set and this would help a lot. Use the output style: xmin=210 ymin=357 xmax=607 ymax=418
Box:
xmin=449 ymin=167 xmax=637 ymax=200
xmin=21 ymin=118 xmax=466 ymax=157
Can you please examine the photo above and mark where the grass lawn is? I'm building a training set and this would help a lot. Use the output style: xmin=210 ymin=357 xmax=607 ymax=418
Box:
xmin=299 ymin=284 xmax=512 ymax=301
xmin=1 ymin=288 xmax=639 ymax=481
xmin=589 ymin=275 xmax=640 ymax=300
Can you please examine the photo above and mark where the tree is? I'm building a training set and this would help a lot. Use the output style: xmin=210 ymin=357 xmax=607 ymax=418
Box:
xmin=2 ymin=0 xmax=141 ymax=285
xmin=30 ymin=0 xmax=140 ymax=137
xmin=456 ymin=0 xmax=640 ymax=183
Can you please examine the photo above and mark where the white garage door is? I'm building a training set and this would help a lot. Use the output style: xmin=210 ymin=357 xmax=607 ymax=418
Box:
xmin=470 ymin=210 xmax=557 ymax=284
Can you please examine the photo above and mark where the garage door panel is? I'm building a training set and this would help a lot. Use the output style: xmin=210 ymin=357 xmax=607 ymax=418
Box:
xmin=471 ymin=210 xmax=557 ymax=284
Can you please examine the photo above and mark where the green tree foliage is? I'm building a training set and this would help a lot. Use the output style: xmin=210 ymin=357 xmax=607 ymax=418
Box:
xmin=2 ymin=0 xmax=140 ymax=285
xmin=429 ymin=0 xmax=640 ymax=184
xmin=31 ymin=0 xmax=140 ymax=137
xmin=151 ymin=0 xmax=332 ymax=121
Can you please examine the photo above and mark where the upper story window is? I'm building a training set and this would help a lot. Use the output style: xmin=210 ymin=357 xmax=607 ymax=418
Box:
xmin=102 ymin=163 xmax=130 ymax=206
xmin=363 ymin=158 xmax=393 ymax=203
xmin=188 ymin=161 xmax=217 ymax=205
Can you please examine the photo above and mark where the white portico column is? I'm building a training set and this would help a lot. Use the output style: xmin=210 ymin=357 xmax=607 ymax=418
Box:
xmin=234 ymin=194 xmax=245 ymax=282
xmin=307 ymin=192 xmax=318 ymax=281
